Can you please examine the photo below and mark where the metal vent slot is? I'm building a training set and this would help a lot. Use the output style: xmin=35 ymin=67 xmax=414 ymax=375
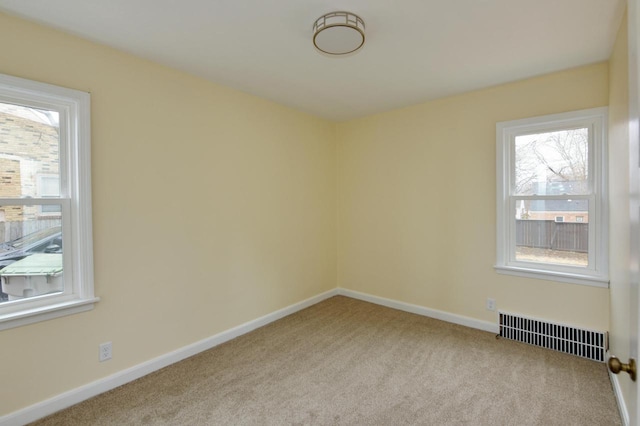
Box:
xmin=498 ymin=311 xmax=608 ymax=362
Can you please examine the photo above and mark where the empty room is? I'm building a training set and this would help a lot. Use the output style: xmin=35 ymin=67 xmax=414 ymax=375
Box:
xmin=0 ymin=0 xmax=637 ymax=425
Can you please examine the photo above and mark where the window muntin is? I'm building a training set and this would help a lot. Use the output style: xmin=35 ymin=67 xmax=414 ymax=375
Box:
xmin=0 ymin=73 xmax=96 ymax=329
xmin=496 ymin=108 xmax=608 ymax=287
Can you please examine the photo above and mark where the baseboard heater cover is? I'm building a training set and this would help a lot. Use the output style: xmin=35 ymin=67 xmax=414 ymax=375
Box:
xmin=498 ymin=311 xmax=608 ymax=362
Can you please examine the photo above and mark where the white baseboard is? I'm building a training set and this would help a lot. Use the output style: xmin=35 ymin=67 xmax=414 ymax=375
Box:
xmin=0 ymin=288 xmax=339 ymax=426
xmin=337 ymin=288 xmax=499 ymax=334
xmin=607 ymin=354 xmax=630 ymax=426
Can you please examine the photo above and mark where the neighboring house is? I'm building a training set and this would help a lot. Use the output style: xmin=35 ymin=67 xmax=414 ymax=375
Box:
xmin=517 ymin=181 xmax=589 ymax=223
xmin=0 ymin=106 xmax=61 ymax=242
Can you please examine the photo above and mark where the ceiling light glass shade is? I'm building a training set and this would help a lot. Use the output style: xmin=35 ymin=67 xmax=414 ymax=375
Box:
xmin=313 ymin=11 xmax=365 ymax=55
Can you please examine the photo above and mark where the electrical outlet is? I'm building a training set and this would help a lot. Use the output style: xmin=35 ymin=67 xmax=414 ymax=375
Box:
xmin=99 ymin=342 xmax=112 ymax=362
xmin=486 ymin=298 xmax=496 ymax=312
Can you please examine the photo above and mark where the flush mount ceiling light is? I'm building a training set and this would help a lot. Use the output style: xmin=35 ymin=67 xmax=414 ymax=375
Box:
xmin=313 ymin=11 xmax=365 ymax=55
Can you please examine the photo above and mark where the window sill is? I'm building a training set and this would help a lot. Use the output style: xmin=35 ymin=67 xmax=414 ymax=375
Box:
xmin=0 ymin=297 xmax=100 ymax=331
xmin=494 ymin=265 xmax=609 ymax=288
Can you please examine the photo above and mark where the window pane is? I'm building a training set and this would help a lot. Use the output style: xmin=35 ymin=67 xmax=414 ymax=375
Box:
xmin=0 ymin=102 xmax=60 ymax=199
xmin=0 ymin=206 xmax=63 ymax=303
xmin=514 ymin=128 xmax=588 ymax=196
xmin=515 ymin=199 xmax=588 ymax=267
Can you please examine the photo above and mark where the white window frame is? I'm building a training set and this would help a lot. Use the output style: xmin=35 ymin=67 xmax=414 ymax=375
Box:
xmin=0 ymin=73 xmax=97 ymax=330
xmin=495 ymin=107 xmax=609 ymax=287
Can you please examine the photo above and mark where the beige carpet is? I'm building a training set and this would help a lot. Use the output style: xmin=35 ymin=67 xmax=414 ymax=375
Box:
xmin=32 ymin=296 xmax=621 ymax=425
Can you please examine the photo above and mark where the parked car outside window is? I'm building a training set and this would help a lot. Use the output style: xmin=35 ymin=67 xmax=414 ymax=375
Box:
xmin=0 ymin=227 xmax=62 ymax=301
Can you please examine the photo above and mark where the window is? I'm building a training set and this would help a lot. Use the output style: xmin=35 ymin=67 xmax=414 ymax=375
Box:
xmin=495 ymin=107 xmax=608 ymax=287
xmin=37 ymin=175 xmax=62 ymax=215
xmin=0 ymin=73 xmax=96 ymax=330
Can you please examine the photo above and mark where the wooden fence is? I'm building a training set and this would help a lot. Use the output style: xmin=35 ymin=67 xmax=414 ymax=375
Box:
xmin=0 ymin=219 xmax=62 ymax=243
xmin=516 ymin=220 xmax=588 ymax=253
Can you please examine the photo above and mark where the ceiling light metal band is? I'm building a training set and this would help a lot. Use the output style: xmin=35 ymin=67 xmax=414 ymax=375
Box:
xmin=313 ymin=11 xmax=365 ymax=55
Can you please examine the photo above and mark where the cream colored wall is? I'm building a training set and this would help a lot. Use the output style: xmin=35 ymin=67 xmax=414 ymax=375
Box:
xmin=337 ymin=63 xmax=610 ymax=330
xmin=0 ymin=8 xmax=623 ymax=419
xmin=0 ymin=13 xmax=336 ymax=415
xmin=609 ymin=9 xmax=633 ymax=413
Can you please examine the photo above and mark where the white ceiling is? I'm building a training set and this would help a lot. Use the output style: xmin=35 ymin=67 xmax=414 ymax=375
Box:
xmin=0 ymin=0 xmax=626 ymax=121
